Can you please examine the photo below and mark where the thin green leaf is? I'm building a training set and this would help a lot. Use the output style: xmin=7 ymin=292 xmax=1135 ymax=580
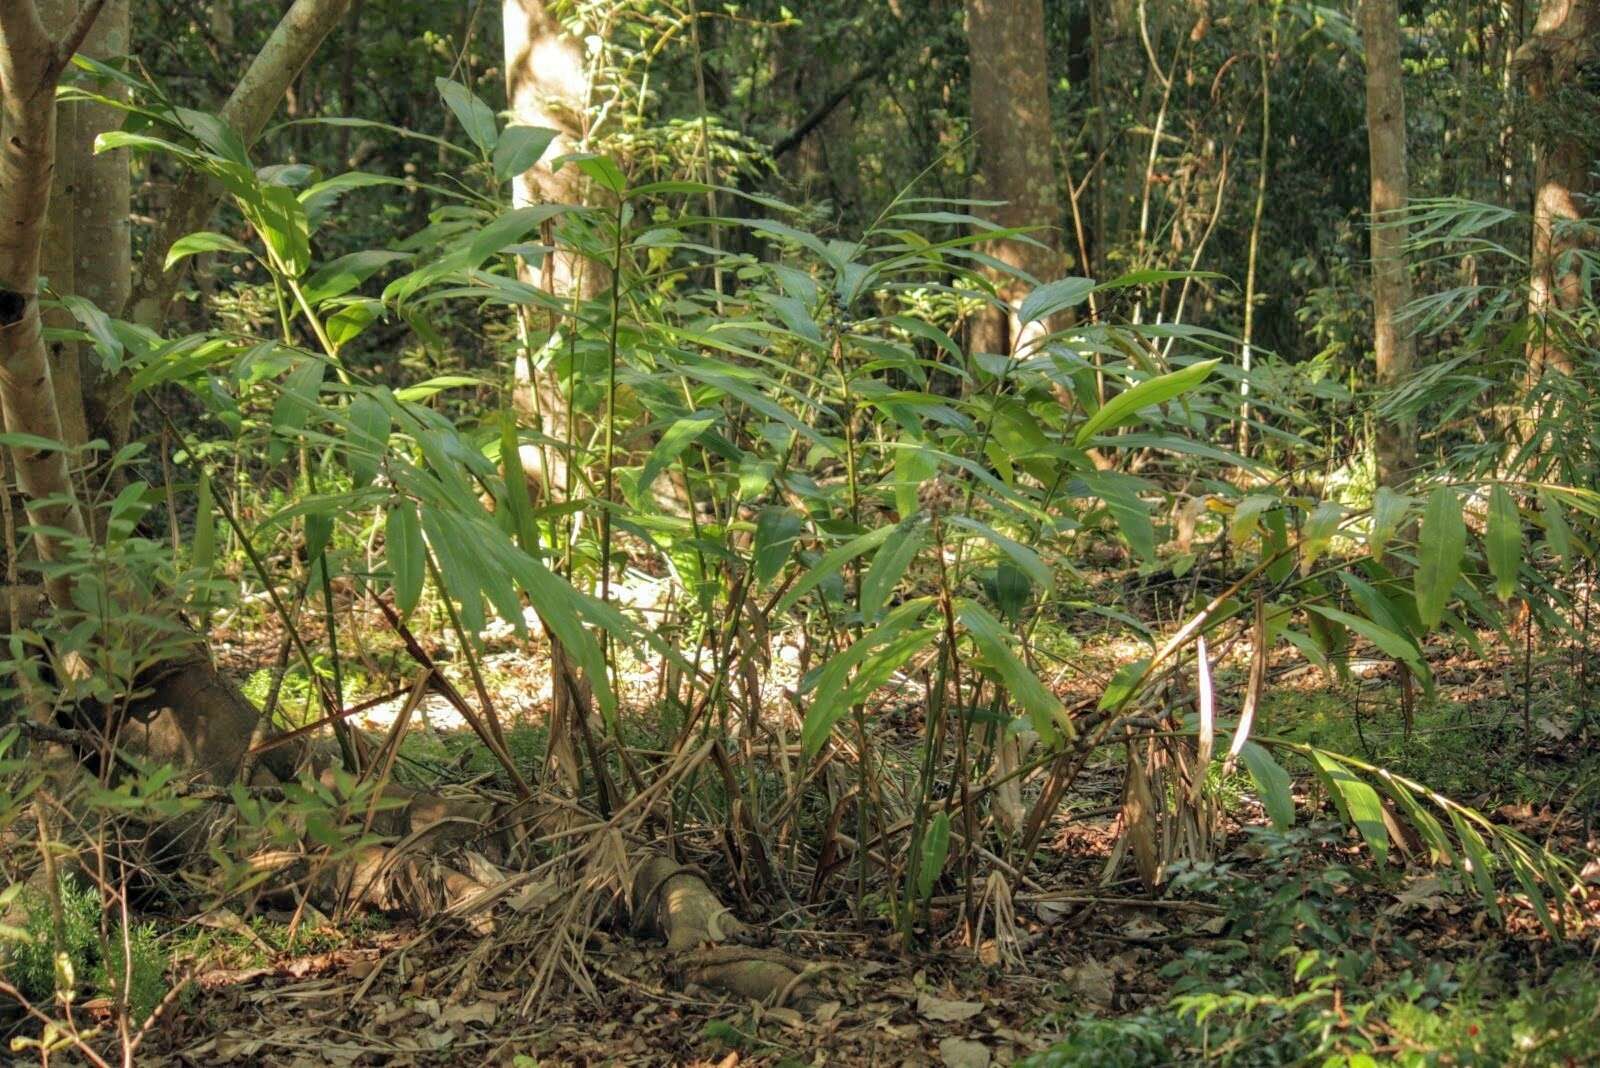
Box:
xmin=1486 ymin=485 xmax=1522 ymax=602
xmin=1238 ymin=742 xmax=1295 ymax=831
xmin=1074 ymin=359 xmax=1219 ymax=446
xmin=1310 ymin=750 xmax=1388 ymax=865
xmin=1415 ymin=486 xmax=1466 ymax=629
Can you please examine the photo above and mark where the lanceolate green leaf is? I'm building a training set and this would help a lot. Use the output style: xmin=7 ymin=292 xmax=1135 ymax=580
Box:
xmin=1237 ymin=741 xmax=1294 ymax=831
xmin=435 ymin=77 xmax=499 ymax=153
xmin=945 ymin=515 xmax=1053 ymax=592
xmin=1306 ymin=604 xmax=1421 ymax=670
xmin=1449 ymin=810 xmax=1501 ymax=924
xmin=1415 ymin=486 xmax=1466 ymax=629
xmin=1310 ymin=750 xmax=1389 ymax=866
xmin=191 ymin=470 xmax=215 ymax=578
xmin=269 ymin=358 xmax=326 ymax=463
xmin=1074 ymin=358 xmax=1219 ymax=446
xmin=493 ymin=125 xmax=557 ymax=182
xmin=164 ymin=231 xmax=253 ymax=270
xmin=1230 ymin=494 xmax=1275 ymax=547
xmin=1485 ymin=485 xmax=1522 ymax=602
xmin=916 ymin=812 xmax=952 ymax=900
xmin=775 ymin=525 xmax=898 ymax=616
xmin=1018 ymin=276 xmax=1094 ymax=326
xmin=345 ymin=393 xmax=390 ymax=488
xmin=860 ymin=520 xmax=926 ymax=623
xmin=386 ymin=499 xmax=424 ymax=616
xmin=1298 ymin=501 xmax=1346 ymax=572
xmin=752 ymin=507 xmax=805 ymax=590
xmin=802 ymin=602 xmax=936 ymax=757
xmin=422 ymin=505 xmax=487 ymax=634
xmin=499 ymin=413 xmax=539 ymax=553
xmin=636 ymin=414 xmax=717 ymax=506
xmin=1080 ymin=471 xmax=1156 ymax=562
xmin=958 ymin=600 xmax=1073 ymax=740
xmin=1369 ymin=486 xmax=1411 ymax=563
xmin=1540 ymin=490 xmax=1571 ymax=561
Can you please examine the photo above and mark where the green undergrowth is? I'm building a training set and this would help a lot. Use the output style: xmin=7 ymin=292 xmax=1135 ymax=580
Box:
xmin=2 ymin=876 xmax=166 ymax=1023
xmin=1025 ymin=827 xmax=1600 ymax=1067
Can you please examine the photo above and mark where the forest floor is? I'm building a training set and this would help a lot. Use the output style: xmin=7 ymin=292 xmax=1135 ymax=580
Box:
xmin=142 ymin=579 xmax=1600 ymax=1067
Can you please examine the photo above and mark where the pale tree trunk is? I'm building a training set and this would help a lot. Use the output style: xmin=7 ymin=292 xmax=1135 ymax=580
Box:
xmin=38 ymin=0 xmax=88 ymax=452
xmin=1360 ymin=0 xmax=1416 ymax=489
xmin=964 ymin=0 xmax=1062 ymax=358
xmin=0 ymin=0 xmax=102 ymax=612
xmin=1516 ymin=0 xmax=1599 ymax=385
xmin=503 ymin=0 xmax=602 ymax=498
xmin=503 ymin=0 xmax=604 ymax=794
xmin=65 ymin=0 xmax=128 ymax=451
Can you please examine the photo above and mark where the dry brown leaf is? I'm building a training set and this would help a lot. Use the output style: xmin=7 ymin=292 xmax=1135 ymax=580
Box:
xmin=1118 ymin=916 xmax=1166 ymax=941
xmin=1062 ymin=957 xmax=1115 ymax=1007
xmin=440 ymin=999 xmax=498 ymax=1027
xmin=940 ymin=1036 xmax=992 ymax=1068
xmin=917 ymin=991 xmax=984 ymax=1022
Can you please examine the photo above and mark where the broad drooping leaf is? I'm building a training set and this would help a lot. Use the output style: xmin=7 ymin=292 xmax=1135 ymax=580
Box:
xmin=1369 ymin=486 xmax=1411 ymax=562
xmin=164 ymin=231 xmax=253 ymax=270
xmin=1415 ymin=486 xmax=1466 ymax=629
xmin=1017 ymin=277 xmax=1094 ymax=327
xmin=1307 ymin=604 xmax=1422 ymax=672
xmin=344 ymin=393 xmax=391 ymax=489
xmin=752 ymin=507 xmax=805 ymax=590
xmin=859 ymin=519 xmax=926 ymax=623
xmin=1299 ymin=501 xmax=1346 ymax=572
xmin=1540 ymin=490 xmax=1571 ymax=562
xmin=636 ymin=413 xmax=717 ymax=507
xmin=1237 ymin=742 xmax=1295 ymax=831
xmin=946 ymin=515 xmax=1053 ymax=592
xmin=775 ymin=525 xmax=898 ymax=616
xmin=191 ymin=470 xmax=215 ymax=578
xmin=1079 ymin=471 xmax=1156 ymax=562
xmin=1229 ymin=494 xmax=1276 ymax=547
xmin=435 ymin=77 xmax=499 ymax=153
xmin=1485 ymin=485 xmax=1522 ymax=602
xmin=801 ymin=603 xmax=936 ymax=757
xmin=958 ymin=600 xmax=1072 ymax=740
xmin=493 ymin=125 xmax=558 ymax=182
xmin=268 ymin=358 xmax=326 ymax=463
xmin=386 ymin=499 xmax=424 ymax=616
xmin=1311 ymin=750 xmax=1389 ymax=865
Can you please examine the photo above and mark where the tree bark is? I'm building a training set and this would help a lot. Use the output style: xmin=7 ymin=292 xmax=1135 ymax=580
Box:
xmin=0 ymin=0 xmax=100 ymax=611
xmin=503 ymin=0 xmax=609 ymax=795
xmin=38 ymin=0 xmax=88 ymax=452
xmin=1517 ymin=0 xmax=1599 ymax=384
xmin=963 ymin=0 xmax=1062 ymax=357
xmin=64 ymin=0 xmax=129 ymax=449
xmin=1359 ymin=0 xmax=1416 ymax=490
xmin=502 ymin=0 xmax=606 ymax=502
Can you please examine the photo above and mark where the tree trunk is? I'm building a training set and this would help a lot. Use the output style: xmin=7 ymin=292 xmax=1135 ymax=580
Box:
xmin=1517 ymin=0 xmax=1599 ymax=384
xmin=963 ymin=0 xmax=1062 ymax=357
xmin=0 ymin=0 xmax=95 ymax=611
xmin=65 ymin=0 xmax=130 ymax=451
xmin=502 ymin=0 xmax=605 ymax=504
xmin=1359 ymin=0 xmax=1416 ymax=489
xmin=503 ymin=0 xmax=610 ymax=794
xmin=38 ymin=0 xmax=88 ymax=453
